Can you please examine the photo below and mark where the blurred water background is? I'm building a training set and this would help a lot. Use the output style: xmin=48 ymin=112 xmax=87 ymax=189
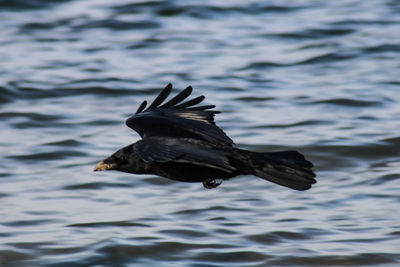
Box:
xmin=1 ymin=0 xmax=400 ymax=266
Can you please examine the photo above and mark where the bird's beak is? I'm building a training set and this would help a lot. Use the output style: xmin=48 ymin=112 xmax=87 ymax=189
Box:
xmin=93 ymin=161 xmax=116 ymax=171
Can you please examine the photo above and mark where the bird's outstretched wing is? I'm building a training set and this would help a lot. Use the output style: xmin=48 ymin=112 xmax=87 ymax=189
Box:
xmin=133 ymin=137 xmax=236 ymax=173
xmin=126 ymin=83 xmax=233 ymax=145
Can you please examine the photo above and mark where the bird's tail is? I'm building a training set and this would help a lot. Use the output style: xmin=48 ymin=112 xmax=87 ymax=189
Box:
xmin=240 ymin=149 xmax=316 ymax=191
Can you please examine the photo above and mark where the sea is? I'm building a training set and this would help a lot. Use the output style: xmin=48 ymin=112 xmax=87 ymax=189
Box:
xmin=1 ymin=0 xmax=400 ymax=266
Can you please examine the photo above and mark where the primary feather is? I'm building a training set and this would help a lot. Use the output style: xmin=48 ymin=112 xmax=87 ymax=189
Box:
xmin=126 ymin=84 xmax=233 ymax=145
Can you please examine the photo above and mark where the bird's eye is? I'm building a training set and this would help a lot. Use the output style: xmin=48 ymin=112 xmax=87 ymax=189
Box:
xmin=120 ymin=155 xmax=127 ymax=161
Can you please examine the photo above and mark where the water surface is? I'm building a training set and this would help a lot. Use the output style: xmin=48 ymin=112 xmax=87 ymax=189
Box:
xmin=1 ymin=0 xmax=400 ymax=266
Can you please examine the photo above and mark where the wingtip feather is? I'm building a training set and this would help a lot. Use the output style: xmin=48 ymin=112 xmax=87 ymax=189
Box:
xmin=135 ymin=83 xmax=220 ymax=116
xmin=135 ymin=100 xmax=148 ymax=114
xmin=175 ymin=95 xmax=205 ymax=109
xmin=160 ymin=85 xmax=193 ymax=108
xmin=187 ymin=105 xmax=217 ymax=111
xmin=147 ymin=83 xmax=173 ymax=109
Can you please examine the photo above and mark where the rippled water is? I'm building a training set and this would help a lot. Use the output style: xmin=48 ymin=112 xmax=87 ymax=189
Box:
xmin=1 ymin=0 xmax=400 ymax=266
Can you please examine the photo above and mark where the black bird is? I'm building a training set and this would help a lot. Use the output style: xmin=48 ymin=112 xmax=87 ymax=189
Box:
xmin=94 ymin=84 xmax=316 ymax=190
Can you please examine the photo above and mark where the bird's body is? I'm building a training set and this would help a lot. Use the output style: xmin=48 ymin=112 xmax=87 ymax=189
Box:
xmin=94 ymin=84 xmax=316 ymax=190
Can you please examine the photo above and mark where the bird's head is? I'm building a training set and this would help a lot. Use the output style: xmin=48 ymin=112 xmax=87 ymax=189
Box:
xmin=94 ymin=144 xmax=146 ymax=174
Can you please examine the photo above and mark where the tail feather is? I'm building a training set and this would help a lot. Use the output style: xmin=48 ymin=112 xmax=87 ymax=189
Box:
xmin=248 ymin=150 xmax=316 ymax=191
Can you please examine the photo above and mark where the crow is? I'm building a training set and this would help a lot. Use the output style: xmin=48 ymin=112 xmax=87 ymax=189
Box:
xmin=94 ymin=84 xmax=316 ymax=190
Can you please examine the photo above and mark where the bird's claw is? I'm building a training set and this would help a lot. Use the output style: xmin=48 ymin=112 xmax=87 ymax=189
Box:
xmin=202 ymin=179 xmax=222 ymax=189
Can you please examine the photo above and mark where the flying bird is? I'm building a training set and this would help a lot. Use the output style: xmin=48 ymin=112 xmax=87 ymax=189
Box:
xmin=94 ymin=84 xmax=316 ymax=190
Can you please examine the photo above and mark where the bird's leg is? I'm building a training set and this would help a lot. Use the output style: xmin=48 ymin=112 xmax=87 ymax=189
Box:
xmin=202 ymin=178 xmax=222 ymax=189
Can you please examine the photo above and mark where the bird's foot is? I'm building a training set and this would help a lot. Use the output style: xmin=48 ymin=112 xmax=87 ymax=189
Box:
xmin=202 ymin=179 xmax=222 ymax=189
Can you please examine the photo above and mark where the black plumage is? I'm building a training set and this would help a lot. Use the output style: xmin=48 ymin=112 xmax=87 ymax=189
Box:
xmin=94 ymin=84 xmax=316 ymax=190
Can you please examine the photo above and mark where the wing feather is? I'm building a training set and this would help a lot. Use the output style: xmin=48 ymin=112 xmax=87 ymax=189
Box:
xmin=135 ymin=100 xmax=147 ymax=114
xmin=160 ymin=86 xmax=192 ymax=108
xmin=134 ymin=138 xmax=236 ymax=173
xmin=126 ymin=84 xmax=234 ymax=145
xmin=187 ymin=105 xmax=218 ymax=111
xmin=174 ymin=95 xmax=205 ymax=109
xmin=147 ymin=83 xmax=172 ymax=109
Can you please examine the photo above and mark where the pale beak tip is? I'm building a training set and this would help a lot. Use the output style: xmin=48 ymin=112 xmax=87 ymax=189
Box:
xmin=94 ymin=161 xmax=116 ymax=172
xmin=93 ymin=161 xmax=105 ymax=172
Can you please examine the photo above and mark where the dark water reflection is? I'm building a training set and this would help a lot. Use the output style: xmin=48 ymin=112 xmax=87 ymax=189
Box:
xmin=1 ymin=0 xmax=400 ymax=266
